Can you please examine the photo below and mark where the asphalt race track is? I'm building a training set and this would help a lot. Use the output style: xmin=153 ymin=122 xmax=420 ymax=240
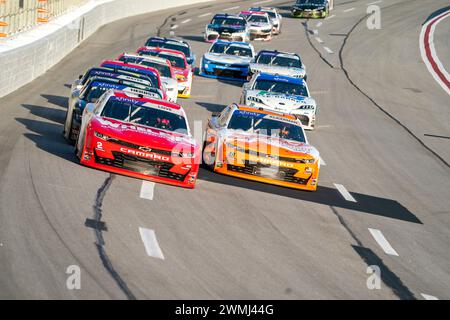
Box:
xmin=0 ymin=0 xmax=449 ymax=299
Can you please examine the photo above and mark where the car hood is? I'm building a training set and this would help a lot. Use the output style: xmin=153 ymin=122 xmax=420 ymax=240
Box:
xmin=161 ymin=77 xmax=178 ymax=89
xmin=246 ymin=90 xmax=316 ymax=110
xmin=249 ymin=63 xmax=306 ymax=78
xmin=208 ymin=24 xmax=246 ymax=33
xmin=248 ymin=22 xmax=271 ymax=29
xmin=223 ymin=130 xmax=319 ymax=160
xmin=91 ymin=117 xmax=198 ymax=151
xmin=204 ymin=53 xmax=253 ymax=65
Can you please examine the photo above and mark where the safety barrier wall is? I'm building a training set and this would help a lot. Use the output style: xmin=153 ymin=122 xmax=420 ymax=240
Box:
xmin=0 ymin=0 xmax=213 ymax=98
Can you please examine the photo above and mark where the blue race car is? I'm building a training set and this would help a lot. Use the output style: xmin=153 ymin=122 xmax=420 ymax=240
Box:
xmin=199 ymin=40 xmax=255 ymax=81
xmin=145 ymin=37 xmax=196 ymax=66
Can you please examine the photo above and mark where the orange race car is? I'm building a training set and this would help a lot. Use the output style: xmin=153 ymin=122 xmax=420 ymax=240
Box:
xmin=203 ymin=104 xmax=321 ymax=191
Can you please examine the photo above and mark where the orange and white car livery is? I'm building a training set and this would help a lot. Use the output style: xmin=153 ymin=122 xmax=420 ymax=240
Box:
xmin=203 ymin=104 xmax=321 ymax=191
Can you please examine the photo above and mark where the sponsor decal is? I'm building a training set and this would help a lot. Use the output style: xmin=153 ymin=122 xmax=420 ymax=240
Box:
xmin=120 ymin=147 xmax=170 ymax=162
xmin=249 ymin=155 xmax=294 ymax=168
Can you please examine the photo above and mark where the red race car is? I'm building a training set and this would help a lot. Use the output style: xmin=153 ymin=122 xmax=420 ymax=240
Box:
xmin=76 ymin=90 xmax=201 ymax=188
xmin=99 ymin=60 xmax=168 ymax=100
xmin=136 ymin=47 xmax=194 ymax=98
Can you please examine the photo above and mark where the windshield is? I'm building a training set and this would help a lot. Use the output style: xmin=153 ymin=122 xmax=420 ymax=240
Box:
xmin=83 ymin=86 xmax=108 ymax=103
xmin=210 ymin=43 xmax=252 ymax=57
xmin=145 ymin=40 xmax=191 ymax=57
xmin=101 ymin=64 xmax=159 ymax=87
xmin=248 ymin=15 xmax=269 ymax=23
xmin=101 ymin=98 xmax=188 ymax=134
xmin=228 ymin=110 xmax=306 ymax=143
xmin=211 ymin=17 xmax=246 ymax=27
xmin=140 ymin=51 xmax=186 ymax=69
xmin=253 ymin=79 xmax=308 ymax=96
xmin=119 ymin=56 xmax=172 ymax=78
xmin=296 ymin=0 xmax=326 ymax=5
xmin=256 ymin=54 xmax=302 ymax=68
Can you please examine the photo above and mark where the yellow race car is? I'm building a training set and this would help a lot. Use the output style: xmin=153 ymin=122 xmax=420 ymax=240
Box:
xmin=203 ymin=104 xmax=321 ymax=191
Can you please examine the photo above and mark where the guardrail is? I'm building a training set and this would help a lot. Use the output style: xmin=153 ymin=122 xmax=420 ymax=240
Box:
xmin=0 ymin=0 xmax=87 ymax=37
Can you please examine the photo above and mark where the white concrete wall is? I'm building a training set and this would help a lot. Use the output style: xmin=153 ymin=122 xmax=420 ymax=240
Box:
xmin=0 ymin=0 xmax=213 ymax=98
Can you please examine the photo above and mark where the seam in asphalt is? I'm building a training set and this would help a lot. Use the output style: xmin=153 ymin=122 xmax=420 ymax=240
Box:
xmin=337 ymin=2 xmax=450 ymax=169
xmin=92 ymin=174 xmax=137 ymax=300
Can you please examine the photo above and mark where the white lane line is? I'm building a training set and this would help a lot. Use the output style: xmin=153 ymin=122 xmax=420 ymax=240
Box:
xmin=313 ymin=29 xmax=319 ymax=35
xmin=419 ymin=10 xmax=450 ymax=96
xmin=198 ymin=12 xmax=212 ymax=18
xmin=140 ymin=181 xmax=155 ymax=200
xmin=171 ymin=24 xmax=178 ymax=30
xmin=323 ymin=46 xmax=334 ymax=54
xmin=421 ymin=293 xmax=439 ymax=300
xmin=320 ymin=156 xmax=327 ymax=166
xmin=181 ymin=18 xmax=191 ymax=24
xmin=343 ymin=8 xmax=355 ymax=13
xmin=334 ymin=183 xmax=357 ymax=202
xmin=316 ymin=21 xmax=323 ymax=28
xmin=253 ymin=0 xmax=272 ymax=4
xmin=325 ymin=14 xmax=335 ymax=20
xmin=368 ymin=228 xmax=399 ymax=256
xmin=367 ymin=0 xmax=383 ymax=5
xmin=315 ymin=37 xmax=324 ymax=44
xmin=224 ymin=6 xmax=240 ymax=11
xmin=139 ymin=227 xmax=165 ymax=260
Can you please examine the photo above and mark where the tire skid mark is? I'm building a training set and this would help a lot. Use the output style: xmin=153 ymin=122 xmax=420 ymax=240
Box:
xmin=92 ymin=174 xmax=136 ymax=300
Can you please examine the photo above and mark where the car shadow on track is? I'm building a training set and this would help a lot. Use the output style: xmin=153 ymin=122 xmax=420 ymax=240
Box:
xmin=198 ymin=167 xmax=422 ymax=224
xmin=22 ymin=104 xmax=66 ymax=125
xmin=195 ymin=101 xmax=227 ymax=113
xmin=41 ymin=94 xmax=69 ymax=109
xmin=177 ymin=35 xmax=206 ymax=43
xmin=16 ymin=117 xmax=78 ymax=164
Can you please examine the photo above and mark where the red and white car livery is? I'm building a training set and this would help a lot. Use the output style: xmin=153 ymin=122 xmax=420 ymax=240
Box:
xmin=240 ymin=11 xmax=273 ymax=41
xmin=76 ymin=90 xmax=201 ymax=188
xmin=137 ymin=47 xmax=194 ymax=98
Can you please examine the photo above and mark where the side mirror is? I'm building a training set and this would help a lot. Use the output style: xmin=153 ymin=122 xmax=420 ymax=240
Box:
xmin=209 ymin=115 xmax=219 ymax=128
xmin=85 ymin=103 xmax=95 ymax=114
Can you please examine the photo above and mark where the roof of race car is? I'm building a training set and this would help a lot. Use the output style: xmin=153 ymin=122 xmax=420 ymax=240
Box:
xmin=257 ymin=50 xmax=299 ymax=59
xmin=137 ymin=46 xmax=187 ymax=59
xmin=213 ymin=40 xmax=252 ymax=48
xmin=101 ymin=60 xmax=160 ymax=75
xmin=235 ymin=104 xmax=299 ymax=122
xmin=250 ymin=7 xmax=277 ymax=12
xmin=255 ymin=73 xmax=305 ymax=85
xmin=119 ymin=53 xmax=171 ymax=65
xmin=111 ymin=90 xmax=181 ymax=111
xmin=146 ymin=37 xmax=190 ymax=48
xmin=212 ymin=13 xmax=244 ymax=19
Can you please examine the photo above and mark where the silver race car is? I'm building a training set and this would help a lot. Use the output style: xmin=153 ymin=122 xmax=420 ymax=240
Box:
xmin=240 ymin=73 xmax=317 ymax=130
xmin=249 ymin=6 xmax=282 ymax=34
xmin=249 ymin=50 xmax=307 ymax=80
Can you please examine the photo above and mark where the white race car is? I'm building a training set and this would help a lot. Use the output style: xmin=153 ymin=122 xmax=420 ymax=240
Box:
xmin=242 ymin=11 xmax=273 ymax=41
xmin=249 ymin=6 xmax=282 ymax=34
xmin=241 ymin=73 xmax=317 ymax=130
xmin=249 ymin=50 xmax=307 ymax=80
xmin=118 ymin=53 xmax=178 ymax=102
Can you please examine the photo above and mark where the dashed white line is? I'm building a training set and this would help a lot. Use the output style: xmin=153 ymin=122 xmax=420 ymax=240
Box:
xmin=316 ymin=21 xmax=323 ymax=28
xmin=313 ymin=29 xmax=319 ymax=35
xmin=367 ymin=0 xmax=383 ymax=5
xmin=368 ymin=228 xmax=399 ymax=256
xmin=325 ymin=14 xmax=335 ymax=20
xmin=315 ymin=37 xmax=324 ymax=44
xmin=253 ymin=0 xmax=272 ymax=4
xmin=320 ymin=156 xmax=327 ymax=166
xmin=343 ymin=8 xmax=355 ymax=13
xmin=323 ymin=46 xmax=334 ymax=54
xmin=139 ymin=227 xmax=165 ymax=260
xmin=224 ymin=6 xmax=240 ymax=11
xmin=181 ymin=19 xmax=191 ymax=24
xmin=140 ymin=181 xmax=155 ymax=200
xmin=421 ymin=293 xmax=439 ymax=300
xmin=334 ymin=183 xmax=357 ymax=202
xmin=171 ymin=24 xmax=178 ymax=30
xmin=198 ymin=12 xmax=212 ymax=18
